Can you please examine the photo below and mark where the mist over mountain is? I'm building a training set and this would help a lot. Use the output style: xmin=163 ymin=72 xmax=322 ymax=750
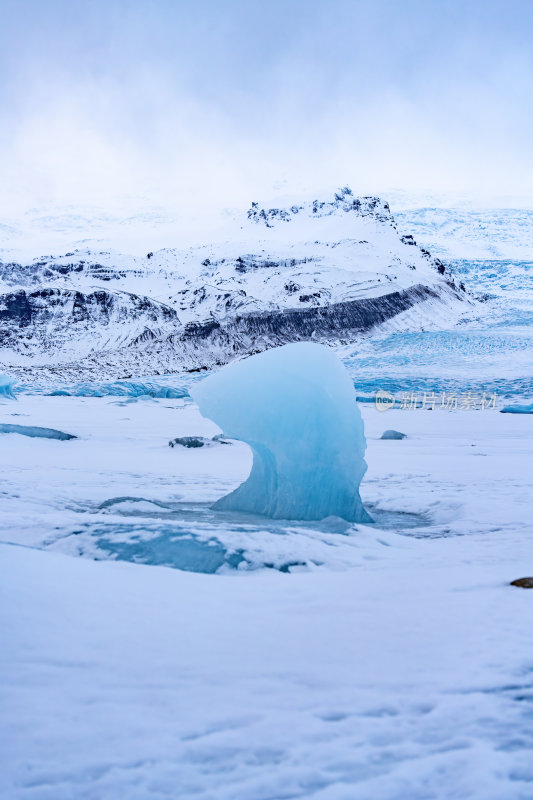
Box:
xmin=1 ymin=0 xmax=532 ymax=219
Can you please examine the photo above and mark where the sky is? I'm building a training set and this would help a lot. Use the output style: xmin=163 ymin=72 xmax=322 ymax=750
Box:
xmin=1 ymin=0 xmax=532 ymax=218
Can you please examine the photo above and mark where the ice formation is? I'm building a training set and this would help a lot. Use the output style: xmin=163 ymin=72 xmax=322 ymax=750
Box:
xmin=0 ymin=375 xmax=16 ymax=399
xmin=191 ymin=342 xmax=370 ymax=522
xmin=47 ymin=381 xmax=187 ymax=398
xmin=0 ymin=424 xmax=76 ymax=440
xmin=501 ymin=403 xmax=533 ymax=414
xmin=381 ymin=429 xmax=407 ymax=440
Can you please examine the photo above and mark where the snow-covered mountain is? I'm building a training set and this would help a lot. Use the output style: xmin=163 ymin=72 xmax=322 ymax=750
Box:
xmin=0 ymin=187 xmax=470 ymax=381
xmin=0 ymin=288 xmax=178 ymax=366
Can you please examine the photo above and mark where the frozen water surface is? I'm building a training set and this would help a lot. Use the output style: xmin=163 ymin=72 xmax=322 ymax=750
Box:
xmin=40 ymin=498 xmax=428 ymax=573
xmin=1 ymin=255 xmax=533 ymax=799
xmin=0 ymin=385 xmax=532 ymax=800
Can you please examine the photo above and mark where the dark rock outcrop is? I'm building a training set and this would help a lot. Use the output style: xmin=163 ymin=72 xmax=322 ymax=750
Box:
xmin=510 ymin=577 xmax=533 ymax=588
xmin=0 ymin=288 xmax=179 ymax=361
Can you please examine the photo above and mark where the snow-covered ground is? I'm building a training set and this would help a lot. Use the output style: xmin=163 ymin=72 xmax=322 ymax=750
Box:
xmin=1 ymin=191 xmax=531 ymax=798
xmin=1 ymin=394 xmax=532 ymax=799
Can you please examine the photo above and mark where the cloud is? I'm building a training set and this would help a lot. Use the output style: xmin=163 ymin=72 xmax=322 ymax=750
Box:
xmin=1 ymin=0 xmax=532 ymax=216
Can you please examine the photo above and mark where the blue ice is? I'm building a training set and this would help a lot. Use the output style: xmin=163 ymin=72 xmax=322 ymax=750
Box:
xmin=0 ymin=375 xmax=16 ymax=399
xmin=47 ymin=380 xmax=187 ymax=399
xmin=14 ymin=378 xmax=190 ymax=399
xmin=0 ymin=424 xmax=76 ymax=440
xmin=191 ymin=342 xmax=371 ymax=522
xmin=500 ymin=403 xmax=533 ymax=414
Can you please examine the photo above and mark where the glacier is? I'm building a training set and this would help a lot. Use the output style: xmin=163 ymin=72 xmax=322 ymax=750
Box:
xmin=46 ymin=380 xmax=188 ymax=399
xmin=191 ymin=342 xmax=371 ymax=522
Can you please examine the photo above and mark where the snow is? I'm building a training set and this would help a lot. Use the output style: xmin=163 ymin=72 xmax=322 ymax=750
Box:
xmin=3 ymin=541 xmax=532 ymax=800
xmin=1 ymin=394 xmax=532 ymax=798
xmin=0 ymin=287 xmax=179 ymax=367
xmin=191 ymin=343 xmax=370 ymax=522
xmin=0 ymin=191 xmax=451 ymax=319
xmin=1 ymin=190 xmax=532 ymax=797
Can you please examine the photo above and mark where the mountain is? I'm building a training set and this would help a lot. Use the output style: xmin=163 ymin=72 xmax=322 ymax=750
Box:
xmin=0 ymin=288 xmax=178 ymax=366
xmin=0 ymin=187 xmax=470 ymax=382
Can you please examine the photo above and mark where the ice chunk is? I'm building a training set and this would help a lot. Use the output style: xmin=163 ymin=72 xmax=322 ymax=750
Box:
xmin=191 ymin=342 xmax=370 ymax=522
xmin=0 ymin=375 xmax=16 ymax=399
xmin=500 ymin=403 xmax=533 ymax=414
xmin=0 ymin=424 xmax=76 ymax=440
xmin=381 ymin=429 xmax=407 ymax=440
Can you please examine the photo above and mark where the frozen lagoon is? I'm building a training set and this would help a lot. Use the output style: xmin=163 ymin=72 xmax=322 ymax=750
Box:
xmin=1 ymin=392 xmax=532 ymax=799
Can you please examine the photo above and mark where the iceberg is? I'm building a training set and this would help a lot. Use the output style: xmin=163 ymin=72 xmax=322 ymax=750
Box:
xmin=191 ymin=342 xmax=370 ymax=522
xmin=500 ymin=403 xmax=533 ymax=414
xmin=381 ymin=429 xmax=407 ymax=440
xmin=0 ymin=375 xmax=16 ymax=399
xmin=0 ymin=424 xmax=76 ymax=440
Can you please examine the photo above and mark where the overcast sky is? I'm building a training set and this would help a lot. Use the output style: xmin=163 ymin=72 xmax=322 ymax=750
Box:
xmin=1 ymin=0 xmax=532 ymax=214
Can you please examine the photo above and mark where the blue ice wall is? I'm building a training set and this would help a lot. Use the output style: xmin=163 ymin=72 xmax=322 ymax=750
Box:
xmin=191 ymin=343 xmax=370 ymax=522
